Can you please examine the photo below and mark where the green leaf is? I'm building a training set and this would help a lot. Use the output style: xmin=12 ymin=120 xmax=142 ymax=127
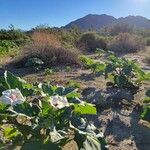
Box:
xmin=4 ymin=71 xmax=25 ymax=89
xmin=141 ymin=106 xmax=150 ymax=122
xmin=0 ymin=71 xmax=33 ymax=96
xmin=114 ymin=75 xmax=127 ymax=88
xmin=146 ymin=89 xmax=150 ymax=97
xmin=21 ymin=139 xmax=61 ymax=150
xmin=72 ymin=103 xmax=97 ymax=115
xmin=13 ymin=102 xmax=40 ymax=117
xmin=2 ymin=126 xmax=20 ymax=141
xmin=122 ymin=65 xmax=132 ymax=76
xmin=71 ymin=124 xmax=108 ymax=150
xmin=40 ymin=100 xmax=54 ymax=117
xmin=66 ymin=92 xmax=81 ymax=99
xmin=105 ymin=63 xmax=114 ymax=74
xmin=143 ymin=97 xmax=150 ymax=103
xmin=0 ymin=102 xmax=9 ymax=113
xmin=42 ymin=84 xmax=56 ymax=96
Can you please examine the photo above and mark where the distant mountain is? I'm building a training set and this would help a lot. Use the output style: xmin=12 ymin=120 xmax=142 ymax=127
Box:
xmin=65 ymin=14 xmax=117 ymax=30
xmin=65 ymin=14 xmax=150 ymax=30
xmin=117 ymin=16 xmax=150 ymax=29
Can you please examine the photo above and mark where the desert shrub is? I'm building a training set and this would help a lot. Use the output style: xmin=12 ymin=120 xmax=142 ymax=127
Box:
xmin=0 ymin=28 xmax=30 ymax=45
xmin=15 ymin=41 xmax=80 ymax=68
xmin=78 ymin=32 xmax=107 ymax=52
xmin=101 ymin=23 xmax=134 ymax=36
xmin=31 ymin=26 xmax=82 ymax=48
xmin=14 ymin=31 xmax=80 ymax=68
xmin=31 ymin=31 xmax=61 ymax=47
xmin=145 ymin=37 xmax=150 ymax=46
xmin=65 ymin=66 xmax=72 ymax=72
xmin=0 ymin=40 xmax=18 ymax=55
xmin=44 ymin=68 xmax=53 ymax=75
xmin=108 ymin=33 xmax=145 ymax=54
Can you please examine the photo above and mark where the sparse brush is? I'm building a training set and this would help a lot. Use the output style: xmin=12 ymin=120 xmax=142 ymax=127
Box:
xmin=108 ymin=33 xmax=146 ymax=54
xmin=44 ymin=68 xmax=53 ymax=75
xmin=65 ymin=66 xmax=72 ymax=72
xmin=14 ymin=41 xmax=80 ymax=68
xmin=77 ymin=32 xmax=107 ymax=52
xmin=67 ymin=80 xmax=81 ymax=88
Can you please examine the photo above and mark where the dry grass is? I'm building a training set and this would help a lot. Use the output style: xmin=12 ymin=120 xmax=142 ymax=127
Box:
xmin=31 ymin=31 xmax=61 ymax=47
xmin=108 ymin=33 xmax=146 ymax=54
xmin=12 ymin=31 xmax=81 ymax=68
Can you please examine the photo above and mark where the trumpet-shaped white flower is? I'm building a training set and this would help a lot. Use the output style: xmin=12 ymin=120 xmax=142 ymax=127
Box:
xmin=0 ymin=89 xmax=25 ymax=106
xmin=50 ymin=95 xmax=69 ymax=109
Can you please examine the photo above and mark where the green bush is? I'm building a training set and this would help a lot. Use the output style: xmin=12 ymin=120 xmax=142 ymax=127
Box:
xmin=145 ymin=37 xmax=150 ymax=46
xmin=78 ymin=32 xmax=107 ymax=52
xmin=44 ymin=68 xmax=53 ymax=75
xmin=0 ymin=28 xmax=30 ymax=45
xmin=0 ymin=40 xmax=18 ymax=55
xmin=65 ymin=66 xmax=72 ymax=72
xmin=67 ymin=80 xmax=81 ymax=88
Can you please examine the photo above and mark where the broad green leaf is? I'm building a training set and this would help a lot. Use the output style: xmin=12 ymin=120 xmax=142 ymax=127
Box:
xmin=141 ymin=106 xmax=150 ymax=122
xmin=122 ymin=65 xmax=132 ymax=76
xmin=4 ymin=71 xmax=25 ymax=89
xmin=42 ymin=84 xmax=56 ymax=96
xmin=40 ymin=100 xmax=54 ymax=117
xmin=143 ymin=97 xmax=150 ymax=103
xmin=13 ymin=102 xmax=40 ymax=117
xmin=2 ymin=126 xmax=20 ymax=141
xmin=66 ymin=92 xmax=81 ymax=99
xmin=21 ymin=139 xmax=61 ymax=150
xmin=72 ymin=103 xmax=97 ymax=115
xmin=71 ymin=124 xmax=108 ymax=150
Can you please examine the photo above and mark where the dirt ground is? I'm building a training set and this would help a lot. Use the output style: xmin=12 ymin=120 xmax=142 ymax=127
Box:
xmin=0 ymin=47 xmax=150 ymax=150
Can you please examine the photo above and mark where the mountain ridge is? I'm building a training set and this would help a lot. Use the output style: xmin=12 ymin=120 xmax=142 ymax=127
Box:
xmin=65 ymin=14 xmax=150 ymax=30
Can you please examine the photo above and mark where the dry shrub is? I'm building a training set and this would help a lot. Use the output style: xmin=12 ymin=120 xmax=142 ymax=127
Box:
xmin=77 ymin=32 xmax=107 ymax=52
xmin=15 ymin=41 xmax=80 ymax=68
xmin=108 ymin=33 xmax=145 ymax=54
xmin=14 ymin=31 xmax=80 ymax=68
xmin=31 ymin=31 xmax=61 ymax=47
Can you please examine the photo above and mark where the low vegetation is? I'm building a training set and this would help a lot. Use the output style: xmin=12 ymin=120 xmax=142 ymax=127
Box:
xmin=0 ymin=40 xmax=19 ymax=56
xmin=108 ymin=33 xmax=145 ymax=54
xmin=0 ymin=71 xmax=107 ymax=149
xmin=0 ymin=24 xmax=150 ymax=150
xmin=78 ymin=32 xmax=107 ymax=52
xmin=80 ymin=51 xmax=150 ymax=88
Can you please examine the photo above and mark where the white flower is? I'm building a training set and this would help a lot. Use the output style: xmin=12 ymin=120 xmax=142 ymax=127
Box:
xmin=0 ymin=89 xmax=25 ymax=106
xmin=50 ymin=95 xmax=69 ymax=109
xmin=37 ymin=83 xmax=47 ymax=97
xmin=96 ymin=132 xmax=104 ymax=138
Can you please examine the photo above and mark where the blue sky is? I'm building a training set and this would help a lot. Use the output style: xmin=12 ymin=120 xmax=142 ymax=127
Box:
xmin=0 ymin=0 xmax=150 ymax=30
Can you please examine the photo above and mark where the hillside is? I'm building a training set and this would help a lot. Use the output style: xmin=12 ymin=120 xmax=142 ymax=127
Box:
xmin=65 ymin=14 xmax=150 ymax=30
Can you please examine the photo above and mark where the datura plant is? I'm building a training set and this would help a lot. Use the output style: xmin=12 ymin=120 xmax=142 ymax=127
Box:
xmin=0 ymin=71 xmax=108 ymax=150
xmin=80 ymin=51 xmax=150 ymax=89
